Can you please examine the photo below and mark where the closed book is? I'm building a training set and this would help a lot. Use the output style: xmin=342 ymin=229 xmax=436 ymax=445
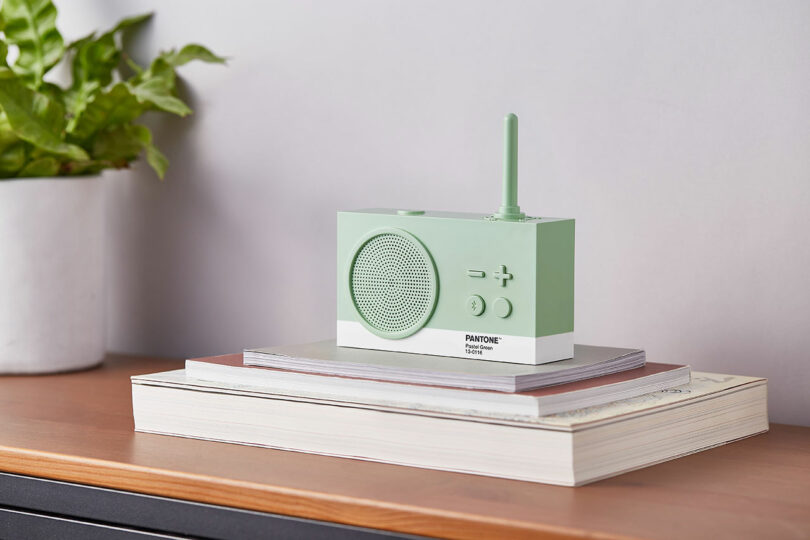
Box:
xmin=186 ymin=354 xmax=690 ymax=420
xmin=243 ymin=340 xmax=646 ymax=392
xmin=131 ymin=371 xmax=768 ymax=486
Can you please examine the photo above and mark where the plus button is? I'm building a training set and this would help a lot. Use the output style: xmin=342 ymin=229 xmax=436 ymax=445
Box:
xmin=493 ymin=265 xmax=513 ymax=287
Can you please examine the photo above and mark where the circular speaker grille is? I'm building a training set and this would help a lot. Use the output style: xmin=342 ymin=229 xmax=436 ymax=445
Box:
xmin=349 ymin=229 xmax=438 ymax=339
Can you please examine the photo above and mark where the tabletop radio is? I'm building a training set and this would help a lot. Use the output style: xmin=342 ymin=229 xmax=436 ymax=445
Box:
xmin=336 ymin=114 xmax=574 ymax=364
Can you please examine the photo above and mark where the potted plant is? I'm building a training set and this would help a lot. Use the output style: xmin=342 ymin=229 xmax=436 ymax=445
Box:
xmin=0 ymin=0 xmax=223 ymax=373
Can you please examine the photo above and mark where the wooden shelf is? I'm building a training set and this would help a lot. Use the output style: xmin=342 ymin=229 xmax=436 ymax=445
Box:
xmin=1 ymin=355 xmax=808 ymax=539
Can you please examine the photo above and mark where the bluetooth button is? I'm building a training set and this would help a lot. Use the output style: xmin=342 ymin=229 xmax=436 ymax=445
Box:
xmin=466 ymin=295 xmax=485 ymax=316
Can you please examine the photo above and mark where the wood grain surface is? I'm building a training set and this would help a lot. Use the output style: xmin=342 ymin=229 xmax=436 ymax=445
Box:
xmin=0 ymin=356 xmax=808 ymax=540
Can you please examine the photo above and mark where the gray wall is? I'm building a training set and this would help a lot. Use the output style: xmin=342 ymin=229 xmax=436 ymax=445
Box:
xmin=61 ymin=1 xmax=809 ymax=425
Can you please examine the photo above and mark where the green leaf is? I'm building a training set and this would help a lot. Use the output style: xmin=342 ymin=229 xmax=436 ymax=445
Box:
xmin=160 ymin=44 xmax=225 ymax=67
xmin=68 ymin=13 xmax=150 ymax=96
xmin=0 ymin=109 xmax=20 ymax=143
xmin=0 ymin=40 xmax=9 ymax=68
xmin=140 ymin=56 xmax=175 ymax=86
xmin=38 ymin=80 xmax=63 ymax=105
xmin=55 ymin=156 xmax=111 ymax=176
xmin=19 ymin=155 xmax=58 ymax=176
xmin=91 ymin=124 xmax=142 ymax=163
xmin=0 ymin=111 xmax=27 ymax=176
xmin=70 ymin=82 xmax=142 ymax=140
xmin=71 ymin=31 xmax=118 ymax=88
xmin=0 ymin=71 xmax=88 ymax=160
xmin=126 ymin=45 xmax=224 ymax=117
xmin=64 ymin=160 xmax=105 ymax=176
xmin=131 ymin=124 xmax=167 ymax=179
xmin=129 ymin=77 xmax=191 ymax=116
xmin=144 ymin=139 xmax=168 ymax=179
xmin=65 ymin=12 xmax=153 ymax=130
xmin=64 ymin=79 xmax=100 ymax=131
xmin=127 ymin=57 xmax=191 ymax=116
xmin=1 ymin=0 xmax=64 ymax=88
xmin=122 ymin=55 xmax=143 ymax=76
xmin=0 ymin=142 xmax=26 ymax=175
xmin=67 ymin=31 xmax=94 ymax=50
xmin=110 ymin=12 xmax=152 ymax=34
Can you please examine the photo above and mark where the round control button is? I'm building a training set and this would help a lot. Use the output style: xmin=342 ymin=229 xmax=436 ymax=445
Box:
xmin=466 ymin=295 xmax=485 ymax=316
xmin=493 ymin=297 xmax=512 ymax=318
xmin=397 ymin=209 xmax=425 ymax=216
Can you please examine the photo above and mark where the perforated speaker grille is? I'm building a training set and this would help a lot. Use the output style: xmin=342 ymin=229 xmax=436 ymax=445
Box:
xmin=349 ymin=229 xmax=437 ymax=338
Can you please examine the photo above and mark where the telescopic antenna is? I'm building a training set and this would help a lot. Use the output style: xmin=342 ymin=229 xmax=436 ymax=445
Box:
xmin=494 ymin=113 xmax=526 ymax=221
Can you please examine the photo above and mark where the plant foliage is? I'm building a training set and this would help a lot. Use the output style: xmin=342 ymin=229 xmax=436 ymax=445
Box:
xmin=0 ymin=1 xmax=224 ymax=179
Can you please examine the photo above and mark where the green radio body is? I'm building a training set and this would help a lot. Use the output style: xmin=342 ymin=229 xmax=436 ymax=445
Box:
xmin=336 ymin=210 xmax=574 ymax=364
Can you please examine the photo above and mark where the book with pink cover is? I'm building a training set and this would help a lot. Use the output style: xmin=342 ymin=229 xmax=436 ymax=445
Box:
xmin=184 ymin=353 xmax=690 ymax=419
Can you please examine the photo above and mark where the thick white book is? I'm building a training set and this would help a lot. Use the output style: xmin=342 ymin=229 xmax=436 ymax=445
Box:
xmin=131 ymin=371 xmax=768 ymax=486
xmin=186 ymin=353 xmax=690 ymax=420
xmin=243 ymin=340 xmax=646 ymax=392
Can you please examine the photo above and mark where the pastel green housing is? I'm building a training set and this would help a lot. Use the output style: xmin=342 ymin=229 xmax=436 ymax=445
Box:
xmin=336 ymin=210 xmax=574 ymax=364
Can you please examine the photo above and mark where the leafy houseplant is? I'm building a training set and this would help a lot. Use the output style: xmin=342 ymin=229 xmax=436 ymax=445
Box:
xmin=0 ymin=0 xmax=224 ymax=179
xmin=0 ymin=1 xmax=224 ymax=374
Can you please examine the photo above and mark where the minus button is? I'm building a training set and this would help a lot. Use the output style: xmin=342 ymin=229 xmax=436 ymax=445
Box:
xmin=466 ymin=270 xmax=486 ymax=278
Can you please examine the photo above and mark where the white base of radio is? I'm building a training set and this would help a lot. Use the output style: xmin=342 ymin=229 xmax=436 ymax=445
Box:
xmin=336 ymin=321 xmax=573 ymax=365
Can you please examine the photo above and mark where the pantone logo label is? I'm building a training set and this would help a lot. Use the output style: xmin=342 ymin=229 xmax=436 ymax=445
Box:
xmin=464 ymin=334 xmax=502 ymax=356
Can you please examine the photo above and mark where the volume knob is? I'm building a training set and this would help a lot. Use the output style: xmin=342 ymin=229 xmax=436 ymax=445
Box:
xmin=493 ymin=297 xmax=512 ymax=318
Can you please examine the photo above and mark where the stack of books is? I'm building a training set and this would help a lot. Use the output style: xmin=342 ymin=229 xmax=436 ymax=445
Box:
xmin=131 ymin=340 xmax=767 ymax=486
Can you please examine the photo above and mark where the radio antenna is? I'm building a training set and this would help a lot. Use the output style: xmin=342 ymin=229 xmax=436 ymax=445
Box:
xmin=494 ymin=113 xmax=526 ymax=221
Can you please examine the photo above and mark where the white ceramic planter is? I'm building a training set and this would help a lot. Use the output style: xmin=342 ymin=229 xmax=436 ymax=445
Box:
xmin=0 ymin=176 xmax=105 ymax=374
